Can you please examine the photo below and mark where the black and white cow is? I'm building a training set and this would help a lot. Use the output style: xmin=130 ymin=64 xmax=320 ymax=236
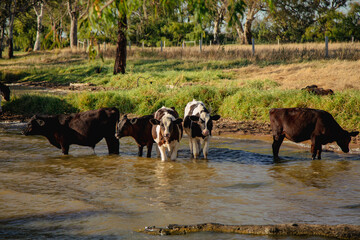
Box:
xmin=0 ymin=82 xmax=10 ymax=113
xmin=184 ymin=100 xmax=220 ymax=159
xmin=150 ymin=107 xmax=183 ymax=161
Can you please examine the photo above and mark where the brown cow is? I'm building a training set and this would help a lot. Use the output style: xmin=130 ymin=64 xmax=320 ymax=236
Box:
xmin=0 ymin=82 xmax=10 ymax=113
xmin=115 ymin=114 xmax=155 ymax=157
xmin=150 ymin=107 xmax=183 ymax=161
xmin=23 ymin=108 xmax=120 ymax=155
xmin=270 ymin=108 xmax=358 ymax=160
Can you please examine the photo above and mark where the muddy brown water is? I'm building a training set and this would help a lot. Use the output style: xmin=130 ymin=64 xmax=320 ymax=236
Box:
xmin=0 ymin=122 xmax=359 ymax=239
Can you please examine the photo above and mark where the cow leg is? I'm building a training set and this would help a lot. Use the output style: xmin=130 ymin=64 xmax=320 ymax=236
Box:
xmin=272 ymin=134 xmax=284 ymax=161
xmin=105 ymin=136 xmax=119 ymax=154
xmin=159 ymin=145 xmax=167 ymax=161
xmin=317 ymin=145 xmax=322 ymax=160
xmin=138 ymin=145 xmax=144 ymax=157
xmin=61 ymin=144 xmax=69 ymax=155
xmin=311 ymin=136 xmax=322 ymax=160
xmin=156 ymin=145 xmax=160 ymax=158
xmin=170 ymin=142 xmax=180 ymax=161
xmin=193 ymin=139 xmax=200 ymax=159
xmin=189 ymin=138 xmax=194 ymax=157
xmin=146 ymin=143 xmax=153 ymax=158
xmin=202 ymin=137 xmax=210 ymax=159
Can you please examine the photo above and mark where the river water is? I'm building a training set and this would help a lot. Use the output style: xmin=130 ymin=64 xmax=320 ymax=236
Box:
xmin=0 ymin=122 xmax=359 ymax=239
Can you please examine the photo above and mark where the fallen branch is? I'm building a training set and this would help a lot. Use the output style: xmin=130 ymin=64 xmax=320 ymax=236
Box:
xmin=138 ymin=223 xmax=360 ymax=239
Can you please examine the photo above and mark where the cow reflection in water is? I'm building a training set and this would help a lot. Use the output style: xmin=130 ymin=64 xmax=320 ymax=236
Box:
xmin=269 ymin=160 xmax=352 ymax=189
xmin=23 ymin=108 xmax=120 ymax=155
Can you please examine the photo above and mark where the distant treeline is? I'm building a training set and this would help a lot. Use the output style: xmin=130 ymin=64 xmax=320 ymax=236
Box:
xmin=1 ymin=0 xmax=360 ymax=56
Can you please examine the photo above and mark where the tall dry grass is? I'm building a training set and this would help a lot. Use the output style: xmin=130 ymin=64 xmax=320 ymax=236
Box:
xmin=93 ymin=42 xmax=360 ymax=61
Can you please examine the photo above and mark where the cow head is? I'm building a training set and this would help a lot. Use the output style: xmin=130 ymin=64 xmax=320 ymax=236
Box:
xmin=150 ymin=113 xmax=182 ymax=142
xmin=189 ymin=111 xmax=220 ymax=137
xmin=336 ymin=131 xmax=359 ymax=153
xmin=0 ymin=83 xmax=10 ymax=101
xmin=22 ymin=115 xmax=48 ymax=136
xmin=115 ymin=114 xmax=138 ymax=139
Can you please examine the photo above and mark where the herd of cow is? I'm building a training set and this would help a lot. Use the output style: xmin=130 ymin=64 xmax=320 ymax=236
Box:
xmin=1 ymin=82 xmax=359 ymax=161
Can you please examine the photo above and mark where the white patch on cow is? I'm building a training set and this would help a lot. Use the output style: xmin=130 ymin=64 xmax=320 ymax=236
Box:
xmin=154 ymin=125 xmax=161 ymax=144
xmin=162 ymin=112 xmax=175 ymax=137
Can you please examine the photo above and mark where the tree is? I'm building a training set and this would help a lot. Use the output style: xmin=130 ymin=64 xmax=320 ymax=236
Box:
xmin=3 ymin=0 xmax=38 ymax=58
xmin=267 ymin=0 xmax=349 ymax=42
xmin=67 ymin=0 xmax=89 ymax=49
xmin=231 ymin=0 xmax=265 ymax=44
xmin=33 ymin=1 xmax=44 ymax=51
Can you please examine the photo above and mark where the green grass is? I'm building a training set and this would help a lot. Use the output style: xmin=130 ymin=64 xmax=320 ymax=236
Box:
xmin=1 ymin=52 xmax=359 ymax=131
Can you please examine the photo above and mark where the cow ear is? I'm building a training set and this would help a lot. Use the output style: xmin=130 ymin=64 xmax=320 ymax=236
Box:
xmin=174 ymin=118 xmax=183 ymax=124
xmin=170 ymin=107 xmax=176 ymax=110
xmin=350 ymin=131 xmax=359 ymax=137
xmin=189 ymin=116 xmax=199 ymax=122
xmin=36 ymin=119 xmax=45 ymax=126
xmin=130 ymin=118 xmax=138 ymax=124
xmin=149 ymin=119 xmax=160 ymax=125
xmin=211 ymin=115 xmax=221 ymax=121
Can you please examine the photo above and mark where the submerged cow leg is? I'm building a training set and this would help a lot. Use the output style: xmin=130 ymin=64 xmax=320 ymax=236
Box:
xmin=202 ymin=137 xmax=210 ymax=159
xmin=272 ymin=135 xmax=284 ymax=160
xmin=146 ymin=143 xmax=153 ymax=158
xmin=311 ymin=137 xmax=322 ymax=160
xmin=61 ymin=144 xmax=69 ymax=155
xmin=170 ymin=142 xmax=180 ymax=161
xmin=192 ymin=139 xmax=201 ymax=159
xmin=138 ymin=145 xmax=144 ymax=157
xmin=105 ymin=137 xmax=120 ymax=154
xmin=159 ymin=145 xmax=167 ymax=161
xmin=188 ymin=138 xmax=194 ymax=157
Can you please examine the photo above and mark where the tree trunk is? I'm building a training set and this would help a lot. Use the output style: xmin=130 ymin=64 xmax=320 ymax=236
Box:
xmin=213 ymin=17 xmax=221 ymax=44
xmin=34 ymin=3 xmax=44 ymax=51
xmin=8 ymin=12 xmax=15 ymax=59
xmin=113 ymin=14 xmax=127 ymax=75
xmin=143 ymin=0 xmax=147 ymax=20
xmin=68 ymin=0 xmax=78 ymax=49
xmin=235 ymin=21 xmax=244 ymax=43
xmin=242 ymin=7 xmax=257 ymax=45
xmin=0 ymin=21 xmax=5 ymax=59
xmin=138 ymin=223 xmax=360 ymax=239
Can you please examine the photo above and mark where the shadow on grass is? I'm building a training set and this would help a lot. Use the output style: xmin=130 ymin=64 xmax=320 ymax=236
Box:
xmin=3 ymin=95 xmax=78 ymax=116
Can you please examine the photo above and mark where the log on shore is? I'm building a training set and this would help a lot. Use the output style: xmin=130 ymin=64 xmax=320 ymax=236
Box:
xmin=138 ymin=223 xmax=360 ymax=239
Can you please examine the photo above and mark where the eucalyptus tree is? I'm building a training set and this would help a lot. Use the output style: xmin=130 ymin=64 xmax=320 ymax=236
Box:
xmin=67 ymin=0 xmax=90 ymax=49
xmin=267 ymin=0 xmax=348 ymax=42
xmin=92 ymin=0 xmax=181 ymax=75
xmin=43 ymin=0 xmax=68 ymax=47
xmin=2 ymin=0 xmax=38 ymax=58
xmin=188 ymin=0 xmax=246 ymax=44
xmin=33 ymin=1 xmax=44 ymax=51
xmin=229 ymin=0 xmax=265 ymax=44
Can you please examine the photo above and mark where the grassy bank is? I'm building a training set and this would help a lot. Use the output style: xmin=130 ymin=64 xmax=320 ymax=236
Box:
xmin=1 ymin=49 xmax=359 ymax=131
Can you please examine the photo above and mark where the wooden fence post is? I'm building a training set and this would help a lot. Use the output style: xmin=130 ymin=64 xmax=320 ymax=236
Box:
xmin=199 ymin=35 xmax=202 ymax=52
xmin=325 ymin=36 xmax=329 ymax=58
xmin=142 ymin=41 xmax=144 ymax=49
xmin=129 ymin=41 xmax=131 ymax=51
xmin=252 ymin=38 xmax=255 ymax=56
xmin=160 ymin=40 xmax=163 ymax=52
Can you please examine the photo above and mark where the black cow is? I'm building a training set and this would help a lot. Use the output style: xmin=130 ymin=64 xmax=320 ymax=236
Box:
xmin=270 ymin=108 xmax=359 ymax=160
xmin=23 ymin=107 xmax=120 ymax=155
xmin=115 ymin=114 xmax=155 ymax=157
xmin=0 ymin=82 xmax=10 ymax=113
